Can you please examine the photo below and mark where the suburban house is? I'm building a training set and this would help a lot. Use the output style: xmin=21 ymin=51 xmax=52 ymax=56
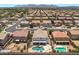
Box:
xmin=0 ymin=32 xmax=10 ymax=49
xmin=20 ymin=20 xmax=29 ymax=27
xmin=53 ymin=20 xmax=63 ymax=27
xmin=51 ymin=31 xmax=70 ymax=45
xmin=66 ymin=16 xmax=72 ymax=20
xmin=73 ymin=17 xmax=79 ymax=20
xmin=9 ymin=16 xmax=18 ymax=21
xmin=67 ymin=29 xmax=79 ymax=40
xmin=32 ymin=29 xmax=49 ymax=45
xmin=31 ymin=20 xmax=40 ymax=25
xmin=74 ymin=20 xmax=79 ymax=27
xmin=63 ymin=20 xmax=74 ymax=27
xmin=57 ymin=16 xmax=66 ymax=20
xmin=42 ymin=20 xmax=52 ymax=28
xmin=13 ymin=29 xmax=29 ymax=43
xmin=67 ymin=29 xmax=79 ymax=48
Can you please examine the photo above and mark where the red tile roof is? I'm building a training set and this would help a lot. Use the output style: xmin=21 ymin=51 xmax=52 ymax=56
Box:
xmin=51 ymin=31 xmax=69 ymax=41
xmin=52 ymin=31 xmax=68 ymax=38
xmin=13 ymin=29 xmax=29 ymax=37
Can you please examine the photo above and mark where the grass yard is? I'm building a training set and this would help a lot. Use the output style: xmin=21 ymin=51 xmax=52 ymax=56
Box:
xmin=0 ymin=28 xmax=3 ymax=32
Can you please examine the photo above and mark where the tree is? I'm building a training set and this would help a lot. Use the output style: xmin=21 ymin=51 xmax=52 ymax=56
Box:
xmin=49 ymin=29 xmax=52 ymax=35
xmin=30 ymin=23 xmax=33 ymax=28
xmin=17 ymin=47 xmax=20 ymax=50
xmin=20 ymin=49 xmax=23 ymax=53
xmin=23 ymin=45 xmax=26 ymax=50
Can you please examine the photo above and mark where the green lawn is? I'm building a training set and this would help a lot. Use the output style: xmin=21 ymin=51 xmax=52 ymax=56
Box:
xmin=0 ymin=28 xmax=3 ymax=33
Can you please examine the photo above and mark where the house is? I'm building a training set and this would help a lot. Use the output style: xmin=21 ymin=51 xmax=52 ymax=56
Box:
xmin=0 ymin=22 xmax=5 ymax=28
xmin=50 ymin=17 xmax=55 ymax=20
xmin=20 ymin=20 xmax=29 ymax=27
xmin=9 ymin=16 xmax=18 ymax=21
xmin=42 ymin=20 xmax=52 ymax=28
xmin=43 ymin=20 xmax=51 ymax=25
xmin=32 ymin=29 xmax=49 ymax=45
xmin=73 ymin=17 xmax=79 ymax=20
xmin=74 ymin=20 xmax=79 ymax=27
xmin=26 ymin=17 xmax=33 ymax=20
xmin=73 ymin=12 xmax=79 ymax=16
xmin=32 ymin=20 xmax=40 ymax=24
xmin=0 ymin=32 xmax=10 ymax=49
xmin=66 ymin=16 xmax=72 ymax=20
xmin=63 ymin=20 xmax=74 ymax=27
xmin=34 ymin=17 xmax=41 ymax=20
xmin=53 ymin=20 xmax=63 ymax=27
xmin=13 ymin=29 xmax=29 ymax=43
xmin=51 ymin=31 xmax=70 ymax=45
xmin=31 ymin=20 xmax=40 ymax=27
xmin=42 ymin=17 xmax=48 ymax=20
xmin=67 ymin=29 xmax=79 ymax=48
xmin=57 ymin=16 xmax=66 ymax=20
xmin=67 ymin=29 xmax=79 ymax=40
xmin=58 ymin=13 xmax=65 ymax=17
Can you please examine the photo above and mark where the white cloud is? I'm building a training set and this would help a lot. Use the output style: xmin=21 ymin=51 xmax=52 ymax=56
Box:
xmin=0 ymin=0 xmax=79 ymax=4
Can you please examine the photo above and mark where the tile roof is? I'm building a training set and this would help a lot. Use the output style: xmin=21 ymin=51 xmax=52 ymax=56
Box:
xmin=32 ymin=20 xmax=40 ymax=23
xmin=52 ymin=31 xmax=68 ymax=38
xmin=13 ymin=29 xmax=29 ymax=37
xmin=51 ymin=31 xmax=69 ymax=41
xmin=68 ymin=30 xmax=79 ymax=35
xmin=32 ymin=29 xmax=48 ymax=40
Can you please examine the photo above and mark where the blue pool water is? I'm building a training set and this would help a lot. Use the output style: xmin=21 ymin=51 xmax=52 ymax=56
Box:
xmin=32 ymin=47 xmax=44 ymax=52
xmin=55 ymin=47 xmax=66 ymax=53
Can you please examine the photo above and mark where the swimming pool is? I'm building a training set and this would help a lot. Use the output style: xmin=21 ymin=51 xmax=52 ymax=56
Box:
xmin=54 ymin=47 xmax=66 ymax=53
xmin=32 ymin=47 xmax=44 ymax=52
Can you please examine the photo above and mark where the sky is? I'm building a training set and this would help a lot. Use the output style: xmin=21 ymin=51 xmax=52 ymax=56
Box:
xmin=0 ymin=4 xmax=16 ymax=7
xmin=0 ymin=0 xmax=79 ymax=7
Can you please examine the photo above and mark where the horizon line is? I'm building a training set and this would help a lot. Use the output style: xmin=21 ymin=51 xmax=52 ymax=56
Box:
xmin=0 ymin=4 xmax=79 ymax=7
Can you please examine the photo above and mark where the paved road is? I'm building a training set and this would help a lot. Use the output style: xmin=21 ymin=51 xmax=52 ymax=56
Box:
xmin=5 ymin=18 xmax=24 ymax=32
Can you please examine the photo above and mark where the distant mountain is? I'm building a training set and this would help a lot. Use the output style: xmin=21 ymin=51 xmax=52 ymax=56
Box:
xmin=15 ymin=4 xmax=79 ymax=9
xmin=59 ymin=6 xmax=79 ymax=9
xmin=15 ymin=4 xmax=58 ymax=8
